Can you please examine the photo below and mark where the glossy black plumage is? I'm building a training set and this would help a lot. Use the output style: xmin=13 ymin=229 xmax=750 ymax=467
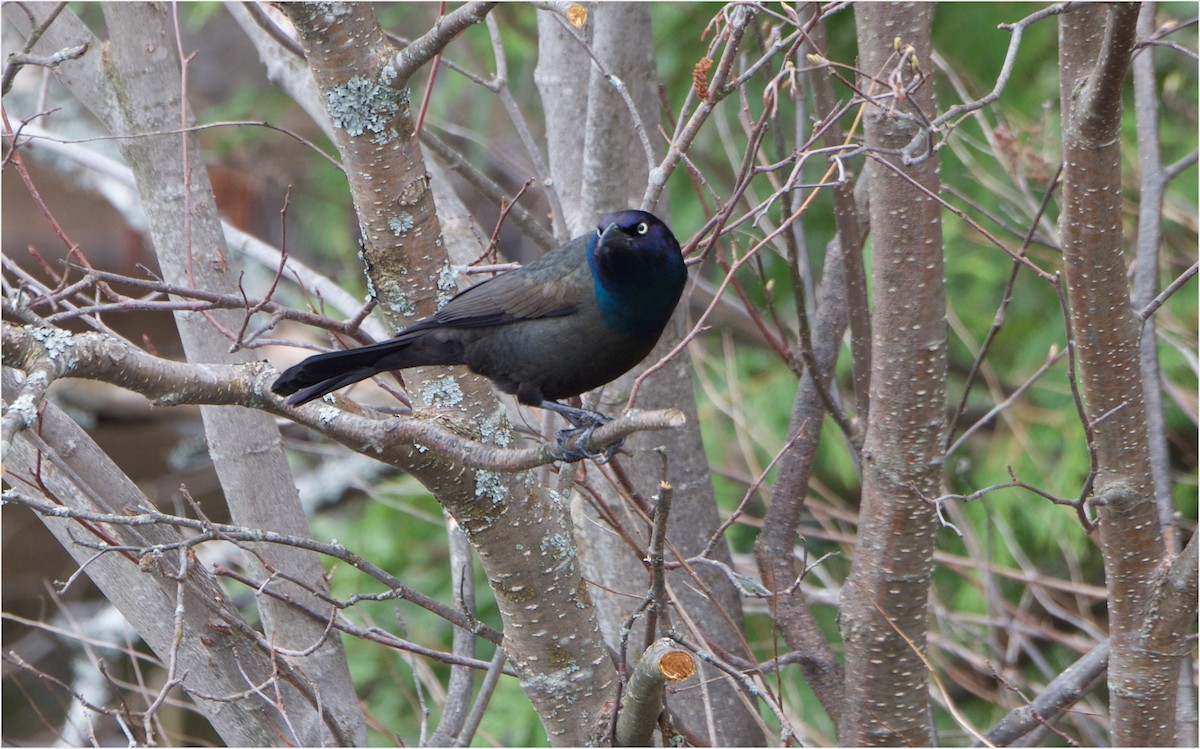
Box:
xmin=272 ymin=211 xmax=686 ymax=426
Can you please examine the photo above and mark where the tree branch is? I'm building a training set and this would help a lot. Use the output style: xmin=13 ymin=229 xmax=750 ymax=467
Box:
xmin=979 ymin=640 xmax=1110 ymax=746
xmin=1 ymin=324 xmax=684 ymax=472
xmin=614 ymin=638 xmax=696 ymax=747
xmin=1 ymin=368 xmax=354 ymax=746
xmin=392 ymin=2 xmax=498 ymax=83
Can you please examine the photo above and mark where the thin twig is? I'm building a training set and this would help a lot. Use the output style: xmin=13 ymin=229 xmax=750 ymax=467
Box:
xmin=0 ymin=1 xmax=72 ymax=96
xmin=643 ymin=480 xmax=674 ymax=650
xmin=945 ymin=164 xmax=1064 ymax=449
xmin=1138 ymin=260 xmax=1198 ymax=321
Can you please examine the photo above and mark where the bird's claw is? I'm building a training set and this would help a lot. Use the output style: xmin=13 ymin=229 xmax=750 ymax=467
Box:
xmin=549 ymin=424 xmax=624 ymax=464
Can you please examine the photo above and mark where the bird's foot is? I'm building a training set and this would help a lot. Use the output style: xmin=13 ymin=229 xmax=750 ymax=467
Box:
xmin=540 ymin=401 xmax=623 ymax=463
xmin=550 ymin=424 xmax=624 ymax=464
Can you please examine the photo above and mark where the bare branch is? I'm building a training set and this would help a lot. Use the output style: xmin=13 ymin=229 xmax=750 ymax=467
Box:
xmin=2 ymin=323 xmax=685 ymax=472
xmin=614 ymin=638 xmax=696 ymax=747
xmin=980 ymin=641 xmax=1110 ymax=746
xmin=1138 ymin=261 xmax=1199 ymax=321
xmin=1164 ymin=148 xmax=1199 ymax=182
xmin=644 ymin=4 xmax=754 ymax=208
xmin=392 ymin=3 xmax=498 ymax=83
xmin=0 ymin=1 xmax=72 ymax=95
xmin=928 ymin=4 xmax=1072 ymax=138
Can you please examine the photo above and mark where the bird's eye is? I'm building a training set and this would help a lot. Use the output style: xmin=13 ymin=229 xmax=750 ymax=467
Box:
xmin=636 ymin=222 xmax=649 ymax=235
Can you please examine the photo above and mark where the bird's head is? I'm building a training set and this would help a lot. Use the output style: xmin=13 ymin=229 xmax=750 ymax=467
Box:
xmin=586 ymin=210 xmax=687 ymax=337
xmin=591 ymin=210 xmax=680 ymax=262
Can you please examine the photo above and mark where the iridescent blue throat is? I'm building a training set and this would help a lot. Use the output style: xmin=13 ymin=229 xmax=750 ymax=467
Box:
xmin=586 ymin=233 xmax=684 ymax=339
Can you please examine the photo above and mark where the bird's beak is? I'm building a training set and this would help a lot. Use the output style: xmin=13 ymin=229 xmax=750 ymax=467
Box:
xmin=598 ymin=222 xmax=630 ymax=249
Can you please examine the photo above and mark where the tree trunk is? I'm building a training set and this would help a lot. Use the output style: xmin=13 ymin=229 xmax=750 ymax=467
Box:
xmin=837 ymin=4 xmax=945 ymax=745
xmin=1058 ymin=5 xmax=1178 ymax=744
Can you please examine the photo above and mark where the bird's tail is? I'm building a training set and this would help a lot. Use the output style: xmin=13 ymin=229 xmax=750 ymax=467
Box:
xmin=272 ymin=338 xmax=417 ymax=406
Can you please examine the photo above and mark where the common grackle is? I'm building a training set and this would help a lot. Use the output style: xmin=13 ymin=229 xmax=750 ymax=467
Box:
xmin=271 ymin=209 xmax=687 ymax=460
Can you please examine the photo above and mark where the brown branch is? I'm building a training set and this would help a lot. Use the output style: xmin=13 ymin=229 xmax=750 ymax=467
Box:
xmin=392 ymin=2 xmax=497 ymax=83
xmin=927 ymin=4 xmax=1073 ymax=143
xmin=4 ymin=488 xmax=505 ymax=648
xmin=809 ymin=15 xmax=872 ymax=426
xmin=865 ymin=151 xmax=1056 ymax=283
xmin=1138 ymin=260 xmax=1198 ymax=321
xmin=979 ymin=640 xmax=1110 ymax=746
xmin=419 ymin=128 xmax=556 ymax=251
xmin=945 ymin=163 xmax=1064 ymax=451
xmin=644 ymin=3 xmax=754 ymax=208
xmin=614 ymin=638 xmax=696 ymax=747
xmin=2 ymin=323 xmax=684 ymax=473
xmin=1 ymin=364 xmax=350 ymax=745
xmin=213 ymin=567 xmax=509 ymax=668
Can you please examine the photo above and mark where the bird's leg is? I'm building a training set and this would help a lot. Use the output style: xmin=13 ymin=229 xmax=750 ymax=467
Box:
xmin=539 ymin=400 xmax=608 ymax=429
xmin=539 ymin=401 xmax=624 ymax=463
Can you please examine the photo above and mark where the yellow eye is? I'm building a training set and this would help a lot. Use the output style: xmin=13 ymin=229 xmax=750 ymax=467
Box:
xmin=636 ymin=222 xmax=649 ymax=235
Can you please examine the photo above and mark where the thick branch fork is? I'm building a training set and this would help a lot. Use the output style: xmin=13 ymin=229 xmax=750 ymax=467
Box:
xmin=1 ymin=324 xmax=685 ymax=471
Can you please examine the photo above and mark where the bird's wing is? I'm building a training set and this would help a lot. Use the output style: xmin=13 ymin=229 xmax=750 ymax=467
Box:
xmin=427 ymin=265 xmax=583 ymax=329
xmin=419 ymin=235 xmax=591 ymax=329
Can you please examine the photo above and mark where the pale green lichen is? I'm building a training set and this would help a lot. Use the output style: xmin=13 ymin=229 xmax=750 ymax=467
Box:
xmin=475 ymin=469 xmax=506 ymax=505
xmin=421 ymin=375 xmax=463 ymax=409
xmin=374 ymin=128 xmax=399 ymax=146
xmin=28 ymin=325 xmax=75 ymax=359
xmin=496 ymin=580 xmax=537 ymax=604
xmin=376 ymin=277 xmax=416 ymax=317
xmin=435 ymin=261 xmax=458 ymax=308
xmin=520 ymin=662 xmax=592 ymax=702
xmin=360 ymin=250 xmax=378 ymax=301
xmin=388 ymin=212 xmax=415 ymax=236
xmin=540 ymin=532 xmax=574 ymax=561
xmin=572 ymin=576 xmax=592 ymax=609
xmin=314 ymin=2 xmax=353 ymax=23
xmin=479 ymin=413 xmax=513 ymax=448
xmin=8 ymin=371 xmax=48 ymax=428
xmin=153 ymin=392 xmax=183 ymax=407
xmin=326 ymin=75 xmax=401 ymax=141
xmin=316 ymin=404 xmax=341 ymax=425
xmin=546 ymin=642 xmax=579 ymax=671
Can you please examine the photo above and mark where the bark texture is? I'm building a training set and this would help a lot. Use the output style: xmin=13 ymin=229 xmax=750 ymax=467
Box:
xmin=1058 ymin=5 xmax=1178 ymax=744
xmin=837 ymin=4 xmax=945 ymax=745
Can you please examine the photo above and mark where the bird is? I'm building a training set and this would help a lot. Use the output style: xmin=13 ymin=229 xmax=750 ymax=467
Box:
xmin=271 ymin=209 xmax=687 ymax=461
